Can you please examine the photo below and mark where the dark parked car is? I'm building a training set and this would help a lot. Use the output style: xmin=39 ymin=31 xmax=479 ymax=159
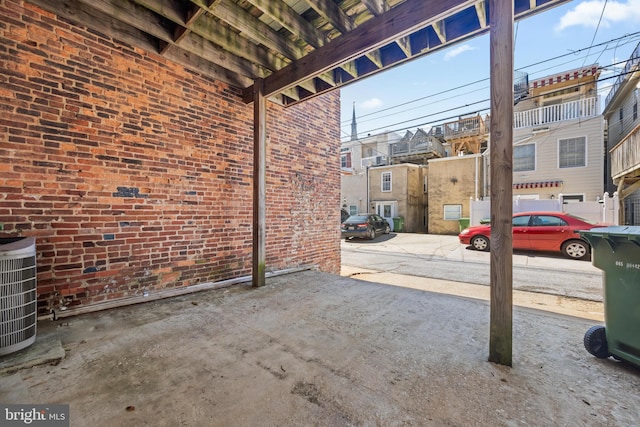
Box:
xmin=458 ymin=211 xmax=606 ymax=260
xmin=341 ymin=214 xmax=391 ymax=240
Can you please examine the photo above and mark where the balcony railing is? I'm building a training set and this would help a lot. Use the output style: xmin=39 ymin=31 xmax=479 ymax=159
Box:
xmin=361 ymin=155 xmax=387 ymax=168
xmin=611 ymin=125 xmax=640 ymax=181
xmin=443 ymin=116 xmax=487 ymax=139
xmin=605 ymin=41 xmax=640 ymax=110
xmin=390 ymin=139 xmax=445 ymax=158
xmin=513 ymin=97 xmax=598 ymax=129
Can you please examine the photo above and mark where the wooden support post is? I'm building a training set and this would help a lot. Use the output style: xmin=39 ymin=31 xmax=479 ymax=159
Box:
xmin=488 ymin=0 xmax=514 ymax=366
xmin=252 ymin=78 xmax=266 ymax=287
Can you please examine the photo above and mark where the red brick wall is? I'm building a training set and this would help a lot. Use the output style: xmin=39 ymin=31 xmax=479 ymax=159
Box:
xmin=0 ymin=1 xmax=341 ymax=315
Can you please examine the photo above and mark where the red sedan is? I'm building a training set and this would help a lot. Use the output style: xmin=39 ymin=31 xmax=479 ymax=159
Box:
xmin=458 ymin=211 xmax=604 ymax=260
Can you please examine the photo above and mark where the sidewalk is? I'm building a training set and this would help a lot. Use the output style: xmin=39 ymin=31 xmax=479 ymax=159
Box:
xmin=343 ymin=232 xmax=600 ymax=273
xmin=341 ymin=232 xmax=604 ymax=320
xmin=341 ymin=265 xmax=604 ymax=321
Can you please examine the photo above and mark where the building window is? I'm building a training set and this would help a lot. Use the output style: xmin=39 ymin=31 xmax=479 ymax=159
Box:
xmin=634 ymin=89 xmax=638 ymax=120
xmin=559 ymin=136 xmax=586 ymax=168
xmin=363 ymin=146 xmax=375 ymax=157
xmin=341 ymin=152 xmax=352 ymax=169
xmin=619 ymin=107 xmax=624 ymax=134
xmin=444 ymin=204 xmax=462 ymax=220
xmin=562 ymin=194 xmax=584 ymax=204
xmin=514 ymin=143 xmax=535 ymax=172
xmin=349 ymin=205 xmax=358 ymax=215
xmin=381 ymin=172 xmax=392 ymax=192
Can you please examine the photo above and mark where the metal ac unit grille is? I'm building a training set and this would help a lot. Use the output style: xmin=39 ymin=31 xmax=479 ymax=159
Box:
xmin=0 ymin=237 xmax=37 ymax=356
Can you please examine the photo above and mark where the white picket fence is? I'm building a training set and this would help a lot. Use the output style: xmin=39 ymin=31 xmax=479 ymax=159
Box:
xmin=469 ymin=192 xmax=619 ymax=226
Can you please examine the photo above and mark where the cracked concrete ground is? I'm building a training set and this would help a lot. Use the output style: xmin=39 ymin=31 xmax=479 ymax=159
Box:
xmin=1 ymin=270 xmax=639 ymax=426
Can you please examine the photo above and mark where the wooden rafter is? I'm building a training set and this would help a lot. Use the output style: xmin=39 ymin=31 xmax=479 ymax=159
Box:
xmin=361 ymin=0 xmax=389 ymax=16
xmin=305 ymin=0 xmax=355 ymax=35
xmin=245 ymin=0 xmax=327 ymax=49
xmin=244 ymin=0 xmax=478 ymax=101
xmin=28 ymin=0 xmax=572 ymax=106
xmin=475 ymin=1 xmax=488 ymax=29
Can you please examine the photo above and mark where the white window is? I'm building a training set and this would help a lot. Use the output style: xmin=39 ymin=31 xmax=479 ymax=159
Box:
xmin=444 ymin=204 xmax=462 ymax=220
xmin=514 ymin=143 xmax=535 ymax=172
xmin=341 ymin=152 xmax=352 ymax=169
xmin=559 ymin=136 xmax=586 ymax=168
xmin=381 ymin=172 xmax=392 ymax=192
xmin=349 ymin=205 xmax=358 ymax=215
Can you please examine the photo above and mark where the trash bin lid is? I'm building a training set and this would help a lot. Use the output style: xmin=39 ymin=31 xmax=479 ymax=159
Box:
xmin=580 ymin=226 xmax=640 ymax=243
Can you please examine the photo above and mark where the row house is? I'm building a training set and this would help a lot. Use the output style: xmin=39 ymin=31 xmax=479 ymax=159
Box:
xmin=506 ymin=65 xmax=604 ymax=203
xmin=340 ymin=127 xmax=446 ymax=232
xmin=602 ymin=41 xmax=640 ymax=225
xmin=340 ymin=130 xmax=401 ymax=219
xmin=341 ymin=65 xmax=605 ymax=235
xmin=424 ymin=67 xmax=604 ymax=234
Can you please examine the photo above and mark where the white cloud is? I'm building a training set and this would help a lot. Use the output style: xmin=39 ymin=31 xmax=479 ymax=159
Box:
xmin=444 ymin=44 xmax=475 ymax=61
xmin=556 ymin=0 xmax=640 ymax=31
xmin=361 ymin=98 xmax=383 ymax=109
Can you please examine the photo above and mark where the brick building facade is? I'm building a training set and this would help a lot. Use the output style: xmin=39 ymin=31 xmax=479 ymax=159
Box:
xmin=0 ymin=1 xmax=340 ymax=316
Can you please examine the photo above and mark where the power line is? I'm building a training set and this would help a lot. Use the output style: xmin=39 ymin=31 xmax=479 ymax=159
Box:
xmin=353 ymin=39 xmax=639 ymax=129
xmin=344 ymin=66 xmax=640 ymax=139
xmin=342 ymin=31 xmax=640 ymax=126
xmin=582 ymin=0 xmax=608 ymax=68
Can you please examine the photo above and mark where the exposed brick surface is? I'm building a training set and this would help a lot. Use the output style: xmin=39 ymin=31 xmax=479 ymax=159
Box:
xmin=0 ymin=1 xmax=341 ymax=315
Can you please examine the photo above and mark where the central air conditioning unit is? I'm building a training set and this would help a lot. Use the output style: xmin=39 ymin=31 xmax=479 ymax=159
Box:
xmin=1 ymin=237 xmax=37 ymax=356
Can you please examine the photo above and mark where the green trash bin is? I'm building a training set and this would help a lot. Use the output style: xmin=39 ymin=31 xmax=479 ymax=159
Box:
xmin=458 ymin=218 xmax=470 ymax=232
xmin=580 ymin=226 xmax=640 ymax=368
xmin=392 ymin=217 xmax=404 ymax=232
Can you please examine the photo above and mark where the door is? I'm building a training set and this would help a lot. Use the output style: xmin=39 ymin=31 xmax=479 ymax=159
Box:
xmin=512 ymin=214 xmax=531 ymax=250
xmin=376 ymin=202 xmax=396 ymax=231
xmin=527 ymin=214 xmax=569 ymax=251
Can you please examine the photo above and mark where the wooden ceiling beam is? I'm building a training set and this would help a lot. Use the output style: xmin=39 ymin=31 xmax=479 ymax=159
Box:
xmin=192 ymin=0 xmax=304 ymax=60
xmin=432 ymin=20 xmax=447 ymax=44
xmin=66 ymin=0 xmax=263 ymax=77
xmin=168 ymin=3 xmax=207 ymax=48
xmin=475 ymin=1 xmax=487 ymax=29
xmin=361 ymin=0 xmax=389 ymax=16
xmin=245 ymin=0 xmax=327 ymax=49
xmin=28 ymin=0 xmax=250 ymax=88
xmin=366 ymin=50 xmax=384 ymax=69
xmin=162 ymin=44 xmax=253 ymax=87
xmin=134 ymin=0 xmax=290 ymax=71
xmin=306 ymin=0 xmax=355 ymax=35
xmin=244 ymin=0 xmax=475 ymax=102
xmin=188 ymin=18 xmax=288 ymax=70
xmin=297 ymin=79 xmax=318 ymax=94
xmin=316 ymin=71 xmax=337 ymax=87
xmin=340 ymin=61 xmax=359 ymax=79
xmin=395 ymin=36 xmax=412 ymax=58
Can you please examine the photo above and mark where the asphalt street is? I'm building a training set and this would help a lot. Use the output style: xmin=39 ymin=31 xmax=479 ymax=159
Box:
xmin=341 ymin=232 xmax=604 ymax=302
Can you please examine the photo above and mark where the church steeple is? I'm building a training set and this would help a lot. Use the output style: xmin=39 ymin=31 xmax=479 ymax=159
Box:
xmin=350 ymin=102 xmax=358 ymax=141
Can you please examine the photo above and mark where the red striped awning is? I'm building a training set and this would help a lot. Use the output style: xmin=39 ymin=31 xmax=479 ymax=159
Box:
xmin=513 ymin=180 xmax=562 ymax=190
xmin=531 ymin=66 xmax=599 ymax=89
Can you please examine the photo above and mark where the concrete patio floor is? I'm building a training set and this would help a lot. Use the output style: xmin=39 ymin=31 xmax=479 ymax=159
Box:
xmin=1 ymin=270 xmax=639 ymax=426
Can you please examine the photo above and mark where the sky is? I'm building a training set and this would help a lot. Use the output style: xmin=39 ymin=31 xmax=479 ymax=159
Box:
xmin=340 ymin=0 xmax=640 ymax=141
